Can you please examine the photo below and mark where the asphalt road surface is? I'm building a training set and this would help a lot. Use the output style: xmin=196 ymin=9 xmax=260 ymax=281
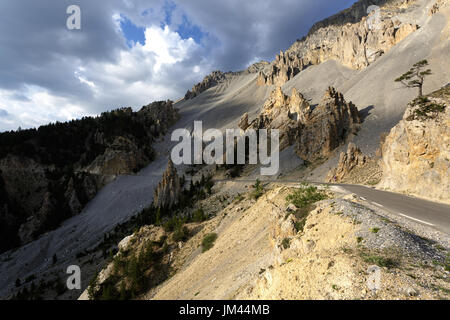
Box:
xmin=213 ymin=179 xmax=450 ymax=234
xmin=339 ymin=184 xmax=450 ymax=234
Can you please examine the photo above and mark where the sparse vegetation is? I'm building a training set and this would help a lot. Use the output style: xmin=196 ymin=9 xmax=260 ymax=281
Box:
xmin=282 ymin=238 xmax=291 ymax=249
xmin=360 ymin=250 xmax=400 ymax=269
xmin=251 ymin=179 xmax=264 ymax=200
xmin=89 ymin=239 xmax=169 ymax=300
xmin=286 ymin=184 xmax=327 ymax=209
xmin=234 ymin=194 xmax=245 ymax=203
xmin=193 ymin=207 xmax=207 ymax=223
xmin=405 ymin=96 xmax=446 ymax=121
xmin=294 ymin=220 xmax=307 ymax=233
xmin=202 ymin=233 xmax=218 ymax=252
xmin=285 ymin=184 xmax=328 ymax=234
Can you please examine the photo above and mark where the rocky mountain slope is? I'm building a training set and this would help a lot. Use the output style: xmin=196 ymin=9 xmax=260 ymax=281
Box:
xmin=241 ymin=86 xmax=361 ymax=161
xmin=85 ymin=182 xmax=449 ymax=300
xmin=380 ymin=85 xmax=449 ymax=203
xmin=184 ymin=62 xmax=269 ymax=100
xmin=1 ymin=0 xmax=449 ymax=301
xmin=257 ymin=0 xmax=419 ymax=86
xmin=153 ymin=160 xmax=182 ymax=209
xmin=326 ymin=143 xmax=382 ymax=185
xmin=0 ymin=101 xmax=179 ymax=253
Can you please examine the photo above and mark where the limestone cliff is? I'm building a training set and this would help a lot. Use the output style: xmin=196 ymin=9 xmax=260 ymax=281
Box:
xmin=326 ymin=143 xmax=382 ymax=185
xmin=258 ymin=0 xmax=419 ymax=86
xmin=247 ymin=86 xmax=361 ymax=162
xmin=380 ymin=85 xmax=450 ymax=203
xmin=297 ymin=87 xmax=361 ymax=162
xmin=153 ymin=160 xmax=181 ymax=209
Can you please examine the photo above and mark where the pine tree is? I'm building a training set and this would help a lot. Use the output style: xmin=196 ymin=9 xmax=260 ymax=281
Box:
xmin=395 ymin=60 xmax=432 ymax=97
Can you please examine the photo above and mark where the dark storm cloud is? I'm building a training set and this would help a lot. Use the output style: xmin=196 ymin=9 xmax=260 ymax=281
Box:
xmin=0 ymin=0 xmax=357 ymax=131
xmin=174 ymin=0 xmax=357 ymax=70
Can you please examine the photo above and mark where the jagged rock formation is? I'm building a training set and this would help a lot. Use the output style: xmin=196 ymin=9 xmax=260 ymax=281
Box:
xmin=380 ymin=85 xmax=450 ymax=203
xmin=238 ymin=113 xmax=250 ymax=131
xmin=184 ymin=71 xmax=232 ymax=100
xmin=327 ymin=143 xmax=368 ymax=182
xmin=326 ymin=143 xmax=382 ymax=184
xmin=244 ymin=61 xmax=270 ymax=74
xmin=0 ymin=100 xmax=179 ymax=252
xmin=430 ymin=0 xmax=449 ymax=14
xmin=246 ymin=86 xmax=360 ymax=162
xmin=153 ymin=160 xmax=181 ymax=209
xmin=297 ymin=88 xmax=361 ymax=162
xmin=257 ymin=0 xmax=419 ymax=86
xmin=251 ymin=87 xmax=311 ymax=150
xmin=185 ymin=61 xmax=269 ymax=100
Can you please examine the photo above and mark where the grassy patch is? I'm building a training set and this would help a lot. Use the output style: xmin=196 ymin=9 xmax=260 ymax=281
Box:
xmin=360 ymin=251 xmax=400 ymax=269
xmin=294 ymin=220 xmax=307 ymax=233
xmin=406 ymin=96 xmax=446 ymax=121
xmin=251 ymin=179 xmax=264 ymax=200
xmin=286 ymin=184 xmax=327 ymax=209
xmin=234 ymin=194 xmax=245 ymax=203
xmin=286 ymin=184 xmax=327 ymax=234
xmin=370 ymin=228 xmax=380 ymax=234
xmin=202 ymin=233 xmax=218 ymax=252
xmin=282 ymin=238 xmax=291 ymax=249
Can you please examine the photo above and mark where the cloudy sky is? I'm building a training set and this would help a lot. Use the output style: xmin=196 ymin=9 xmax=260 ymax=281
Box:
xmin=0 ymin=0 xmax=357 ymax=131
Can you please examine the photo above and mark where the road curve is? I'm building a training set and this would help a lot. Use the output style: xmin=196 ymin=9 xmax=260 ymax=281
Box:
xmin=212 ymin=179 xmax=450 ymax=234
xmin=338 ymin=184 xmax=450 ymax=234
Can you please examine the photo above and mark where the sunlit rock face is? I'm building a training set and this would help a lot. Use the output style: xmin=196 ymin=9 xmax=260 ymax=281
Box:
xmin=380 ymin=85 xmax=450 ymax=203
xmin=257 ymin=0 xmax=419 ymax=87
xmin=244 ymin=86 xmax=360 ymax=162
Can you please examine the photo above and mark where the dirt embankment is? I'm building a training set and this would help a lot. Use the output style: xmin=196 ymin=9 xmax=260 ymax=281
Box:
xmin=150 ymin=185 xmax=449 ymax=300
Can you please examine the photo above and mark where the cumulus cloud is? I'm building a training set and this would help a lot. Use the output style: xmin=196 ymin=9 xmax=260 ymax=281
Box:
xmin=0 ymin=0 xmax=357 ymax=131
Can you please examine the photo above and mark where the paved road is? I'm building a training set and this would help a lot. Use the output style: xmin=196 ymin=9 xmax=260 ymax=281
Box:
xmin=212 ymin=179 xmax=450 ymax=234
xmin=337 ymin=184 xmax=450 ymax=234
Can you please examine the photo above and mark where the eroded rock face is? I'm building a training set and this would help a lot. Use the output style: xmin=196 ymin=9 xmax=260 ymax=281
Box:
xmin=185 ymin=62 xmax=269 ymax=100
xmin=185 ymin=71 xmax=231 ymax=100
xmin=246 ymin=86 xmax=360 ymax=162
xmin=296 ymin=87 xmax=361 ymax=162
xmin=430 ymin=0 xmax=449 ymax=15
xmin=84 ymin=136 xmax=151 ymax=176
xmin=238 ymin=113 xmax=250 ymax=131
xmin=258 ymin=0 xmax=418 ymax=86
xmin=251 ymin=87 xmax=311 ymax=150
xmin=327 ymin=143 xmax=367 ymax=182
xmin=380 ymin=86 xmax=450 ymax=203
xmin=0 ymin=100 xmax=180 ymax=251
xmin=153 ymin=160 xmax=181 ymax=209
xmin=325 ymin=143 xmax=381 ymax=185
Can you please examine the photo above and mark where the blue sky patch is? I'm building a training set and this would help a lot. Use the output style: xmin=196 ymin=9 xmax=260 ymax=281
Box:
xmin=120 ymin=15 xmax=145 ymax=47
xmin=176 ymin=14 xmax=205 ymax=44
